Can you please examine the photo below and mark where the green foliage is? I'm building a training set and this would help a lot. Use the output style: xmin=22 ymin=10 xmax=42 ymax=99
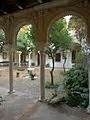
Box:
xmin=17 ymin=25 xmax=36 ymax=53
xmin=46 ymin=18 xmax=73 ymax=58
xmin=75 ymin=50 xmax=87 ymax=65
xmin=45 ymin=81 xmax=66 ymax=105
xmin=68 ymin=16 xmax=87 ymax=44
xmin=48 ymin=18 xmax=73 ymax=52
xmin=45 ymin=18 xmax=73 ymax=85
xmin=0 ymin=30 xmax=5 ymax=52
xmin=64 ymin=64 xmax=89 ymax=108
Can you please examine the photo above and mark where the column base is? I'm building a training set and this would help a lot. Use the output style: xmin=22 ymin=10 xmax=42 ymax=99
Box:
xmin=8 ymin=90 xmax=15 ymax=94
xmin=87 ymin=105 xmax=90 ymax=113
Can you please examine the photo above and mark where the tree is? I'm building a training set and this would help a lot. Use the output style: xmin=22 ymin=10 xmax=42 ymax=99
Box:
xmin=46 ymin=18 xmax=73 ymax=85
xmin=0 ymin=29 xmax=5 ymax=52
xmin=46 ymin=43 xmax=58 ymax=85
xmin=68 ymin=16 xmax=87 ymax=66
xmin=17 ymin=25 xmax=36 ymax=62
xmin=68 ymin=16 xmax=87 ymax=45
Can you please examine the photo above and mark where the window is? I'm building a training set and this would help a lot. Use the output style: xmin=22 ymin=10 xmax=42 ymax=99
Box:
xmin=55 ymin=53 xmax=61 ymax=62
xmin=72 ymin=50 xmax=76 ymax=63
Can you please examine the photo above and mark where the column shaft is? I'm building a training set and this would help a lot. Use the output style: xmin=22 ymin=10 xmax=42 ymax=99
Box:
xmin=28 ymin=52 xmax=31 ymax=68
xmin=18 ymin=51 xmax=21 ymax=67
xmin=9 ymin=50 xmax=14 ymax=93
xmin=40 ymin=50 xmax=45 ymax=101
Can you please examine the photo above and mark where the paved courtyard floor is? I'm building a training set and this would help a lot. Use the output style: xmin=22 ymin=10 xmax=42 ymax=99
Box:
xmin=0 ymin=67 xmax=89 ymax=120
xmin=19 ymin=102 xmax=90 ymax=120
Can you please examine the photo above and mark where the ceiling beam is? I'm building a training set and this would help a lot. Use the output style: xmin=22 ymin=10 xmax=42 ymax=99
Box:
xmin=31 ymin=0 xmax=82 ymax=10
xmin=32 ymin=0 xmax=71 ymax=10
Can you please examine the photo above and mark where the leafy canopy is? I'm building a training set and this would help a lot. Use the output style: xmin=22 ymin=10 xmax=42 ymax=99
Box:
xmin=46 ymin=18 xmax=73 ymax=57
xmin=0 ymin=29 xmax=5 ymax=52
xmin=17 ymin=25 xmax=36 ymax=53
xmin=68 ymin=16 xmax=87 ymax=44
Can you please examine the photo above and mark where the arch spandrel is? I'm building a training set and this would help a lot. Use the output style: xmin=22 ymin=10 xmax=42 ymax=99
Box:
xmin=34 ymin=10 xmax=48 ymax=50
xmin=45 ymin=6 xmax=88 ymax=30
xmin=0 ymin=16 xmax=11 ymax=45
xmin=0 ymin=1 xmax=90 ymax=47
xmin=42 ymin=4 xmax=90 ymax=44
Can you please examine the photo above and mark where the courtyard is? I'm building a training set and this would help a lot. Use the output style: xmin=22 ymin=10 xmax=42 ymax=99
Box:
xmin=0 ymin=67 xmax=89 ymax=120
xmin=0 ymin=0 xmax=90 ymax=119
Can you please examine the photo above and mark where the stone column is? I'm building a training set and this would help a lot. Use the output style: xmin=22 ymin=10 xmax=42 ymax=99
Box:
xmin=8 ymin=47 xmax=14 ymax=93
xmin=87 ymin=45 xmax=90 ymax=113
xmin=40 ymin=49 xmax=45 ymax=101
xmin=28 ymin=52 xmax=31 ymax=68
xmin=6 ymin=16 xmax=16 ymax=94
xmin=34 ymin=10 xmax=47 ymax=101
xmin=18 ymin=51 xmax=22 ymax=67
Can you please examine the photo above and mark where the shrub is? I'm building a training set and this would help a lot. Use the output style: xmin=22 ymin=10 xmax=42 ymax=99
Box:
xmin=45 ymin=80 xmax=66 ymax=105
xmin=64 ymin=64 xmax=89 ymax=108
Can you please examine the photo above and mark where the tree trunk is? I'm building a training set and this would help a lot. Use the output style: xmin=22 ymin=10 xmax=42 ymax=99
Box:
xmin=50 ymin=57 xmax=54 ymax=85
xmin=63 ymin=57 xmax=67 ymax=73
xmin=21 ymin=52 xmax=27 ymax=64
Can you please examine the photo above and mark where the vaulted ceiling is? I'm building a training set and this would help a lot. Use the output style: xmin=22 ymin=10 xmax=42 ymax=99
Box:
xmin=0 ymin=0 xmax=87 ymax=16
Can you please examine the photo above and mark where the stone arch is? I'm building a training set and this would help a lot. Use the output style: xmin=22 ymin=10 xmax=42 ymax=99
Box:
xmin=0 ymin=22 xmax=7 ymax=43
xmin=15 ymin=19 xmax=35 ymax=35
xmin=47 ymin=11 xmax=87 ymax=34
xmin=47 ymin=10 xmax=87 ymax=37
xmin=15 ymin=18 xmax=37 ymax=44
xmin=0 ymin=27 xmax=7 ymax=49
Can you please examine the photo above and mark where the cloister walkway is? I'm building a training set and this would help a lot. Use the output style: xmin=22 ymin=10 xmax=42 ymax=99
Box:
xmin=0 ymin=93 xmax=90 ymax=120
xmin=0 ymin=67 xmax=89 ymax=120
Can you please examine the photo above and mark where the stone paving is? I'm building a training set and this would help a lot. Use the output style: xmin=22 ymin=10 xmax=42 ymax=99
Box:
xmin=0 ymin=81 xmax=40 ymax=120
xmin=0 ymin=67 xmax=40 ymax=120
xmin=18 ymin=102 xmax=90 ymax=120
xmin=0 ymin=67 xmax=89 ymax=120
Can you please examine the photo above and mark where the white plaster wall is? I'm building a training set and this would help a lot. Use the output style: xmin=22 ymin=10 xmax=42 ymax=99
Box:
xmin=0 ymin=53 xmax=9 ymax=62
xmin=26 ymin=51 xmax=73 ymax=68
xmin=0 ymin=54 xmax=3 ymax=62
xmin=26 ymin=53 xmax=37 ymax=66
xmin=46 ymin=51 xmax=73 ymax=69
